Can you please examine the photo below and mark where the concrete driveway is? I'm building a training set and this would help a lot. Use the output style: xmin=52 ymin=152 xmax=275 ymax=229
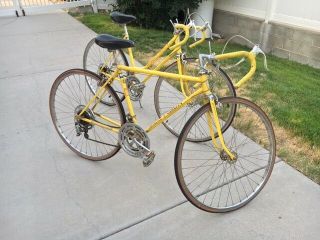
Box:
xmin=0 ymin=12 xmax=319 ymax=240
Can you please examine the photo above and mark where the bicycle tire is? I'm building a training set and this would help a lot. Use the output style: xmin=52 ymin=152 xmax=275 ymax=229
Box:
xmin=50 ymin=69 xmax=126 ymax=161
xmin=175 ymin=97 xmax=276 ymax=212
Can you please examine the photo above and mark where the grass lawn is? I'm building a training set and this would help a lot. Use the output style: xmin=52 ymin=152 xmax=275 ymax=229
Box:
xmin=71 ymin=12 xmax=320 ymax=183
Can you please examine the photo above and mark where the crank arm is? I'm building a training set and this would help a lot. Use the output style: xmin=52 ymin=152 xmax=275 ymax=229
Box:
xmin=133 ymin=139 xmax=152 ymax=154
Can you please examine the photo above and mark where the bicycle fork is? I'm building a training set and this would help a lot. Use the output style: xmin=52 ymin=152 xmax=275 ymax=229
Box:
xmin=206 ymin=95 xmax=235 ymax=160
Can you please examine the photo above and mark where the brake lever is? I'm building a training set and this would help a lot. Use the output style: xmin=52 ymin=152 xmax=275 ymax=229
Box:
xmin=187 ymin=20 xmax=197 ymax=41
xmin=212 ymin=33 xmax=222 ymax=39
xmin=169 ymin=19 xmax=175 ymax=30
xmin=252 ymin=45 xmax=269 ymax=71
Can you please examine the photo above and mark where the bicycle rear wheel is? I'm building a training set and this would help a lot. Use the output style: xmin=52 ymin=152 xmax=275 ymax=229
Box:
xmin=175 ymin=97 xmax=276 ymax=212
xmin=49 ymin=69 xmax=126 ymax=161
xmin=154 ymin=58 xmax=236 ymax=142
xmin=83 ymin=38 xmax=128 ymax=105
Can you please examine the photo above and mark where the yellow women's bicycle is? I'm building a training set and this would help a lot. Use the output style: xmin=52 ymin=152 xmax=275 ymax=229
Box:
xmin=83 ymin=12 xmax=235 ymax=109
xmin=50 ymin=21 xmax=276 ymax=212
xmin=83 ymin=12 xmax=267 ymax=142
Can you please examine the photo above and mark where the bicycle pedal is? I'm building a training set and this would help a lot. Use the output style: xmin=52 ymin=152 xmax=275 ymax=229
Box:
xmin=142 ymin=151 xmax=155 ymax=167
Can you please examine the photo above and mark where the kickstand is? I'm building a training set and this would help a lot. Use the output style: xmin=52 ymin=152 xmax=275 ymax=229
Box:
xmin=139 ymin=100 xmax=143 ymax=109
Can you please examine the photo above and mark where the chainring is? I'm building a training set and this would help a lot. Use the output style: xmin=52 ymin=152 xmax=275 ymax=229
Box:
xmin=126 ymin=76 xmax=145 ymax=101
xmin=118 ymin=123 xmax=150 ymax=158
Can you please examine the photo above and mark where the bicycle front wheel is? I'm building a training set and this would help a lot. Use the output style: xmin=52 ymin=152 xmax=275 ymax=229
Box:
xmin=154 ymin=58 xmax=236 ymax=142
xmin=49 ymin=69 xmax=126 ymax=161
xmin=175 ymin=97 xmax=276 ymax=212
xmin=83 ymin=38 xmax=129 ymax=105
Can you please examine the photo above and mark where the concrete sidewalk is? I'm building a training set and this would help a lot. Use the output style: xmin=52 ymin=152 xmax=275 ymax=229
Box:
xmin=0 ymin=12 xmax=319 ymax=240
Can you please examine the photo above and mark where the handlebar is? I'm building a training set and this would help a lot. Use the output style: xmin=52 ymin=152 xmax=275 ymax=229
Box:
xmin=189 ymin=25 xmax=206 ymax=48
xmin=169 ymin=24 xmax=190 ymax=50
xmin=214 ymin=51 xmax=257 ymax=88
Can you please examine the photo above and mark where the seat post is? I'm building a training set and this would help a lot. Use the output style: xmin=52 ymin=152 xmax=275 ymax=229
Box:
xmin=123 ymin=24 xmax=135 ymax=67
xmin=123 ymin=24 xmax=129 ymax=40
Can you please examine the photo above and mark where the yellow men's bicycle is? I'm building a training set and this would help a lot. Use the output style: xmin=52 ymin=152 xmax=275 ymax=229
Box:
xmin=50 ymin=21 xmax=276 ymax=212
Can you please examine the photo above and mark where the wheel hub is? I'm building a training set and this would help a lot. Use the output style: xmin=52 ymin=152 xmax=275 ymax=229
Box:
xmin=74 ymin=105 xmax=95 ymax=130
xmin=220 ymin=150 xmax=238 ymax=163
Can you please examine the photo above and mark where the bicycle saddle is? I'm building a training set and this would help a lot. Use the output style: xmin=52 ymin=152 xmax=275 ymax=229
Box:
xmin=110 ymin=11 xmax=136 ymax=24
xmin=95 ymin=34 xmax=134 ymax=50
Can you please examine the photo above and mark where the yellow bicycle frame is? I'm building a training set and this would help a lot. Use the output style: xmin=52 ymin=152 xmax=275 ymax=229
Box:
xmin=84 ymin=49 xmax=258 ymax=159
xmin=81 ymin=23 xmax=260 ymax=160
xmin=98 ymin=23 xmax=208 ymax=94
xmin=100 ymin=21 xmax=257 ymax=90
xmin=76 ymin=64 xmax=235 ymax=159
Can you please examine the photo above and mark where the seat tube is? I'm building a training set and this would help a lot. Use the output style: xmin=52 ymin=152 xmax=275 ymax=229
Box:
xmin=128 ymin=48 xmax=135 ymax=67
xmin=121 ymin=77 xmax=137 ymax=123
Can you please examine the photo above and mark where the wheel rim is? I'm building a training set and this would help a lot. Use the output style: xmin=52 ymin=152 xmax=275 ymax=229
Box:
xmin=175 ymin=98 xmax=275 ymax=212
xmin=50 ymin=69 xmax=125 ymax=160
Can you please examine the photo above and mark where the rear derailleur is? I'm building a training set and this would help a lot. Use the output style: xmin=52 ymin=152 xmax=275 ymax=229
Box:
xmin=74 ymin=105 xmax=115 ymax=147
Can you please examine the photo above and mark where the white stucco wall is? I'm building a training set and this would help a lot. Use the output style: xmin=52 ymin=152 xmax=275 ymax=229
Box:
xmin=215 ymin=0 xmax=320 ymax=32
xmin=96 ymin=0 xmax=115 ymax=10
xmin=215 ymin=0 xmax=268 ymax=19
xmin=272 ymin=0 xmax=320 ymax=31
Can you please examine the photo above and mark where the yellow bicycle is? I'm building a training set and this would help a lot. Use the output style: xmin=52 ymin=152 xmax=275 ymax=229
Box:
xmin=83 ymin=12 xmax=267 ymax=142
xmin=83 ymin=11 xmax=235 ymax=110
xmin=50 ymin=22 xmax=276 ymax=212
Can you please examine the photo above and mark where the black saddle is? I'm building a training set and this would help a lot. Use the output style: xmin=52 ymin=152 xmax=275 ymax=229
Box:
xmin=110 ymin=11 xmax=136 ymax=24
xmin=95 ymin=34 xmax=134 ymax=50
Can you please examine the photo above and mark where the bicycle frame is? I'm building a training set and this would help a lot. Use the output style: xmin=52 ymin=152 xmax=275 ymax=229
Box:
xmin=80 ymin=23 xmax=260 ymax=160
xmin=99 ymin=23 xmax=257 ymax=96
xmin=76 ymin=64 xmax=236 ymax=159
xmin=79 ymin=47 xmax=258 ymax=160
xmin=100 ymin=26 xmax=182 ymax=84
xmin=98 ymin=22 xmax=207 ymax=95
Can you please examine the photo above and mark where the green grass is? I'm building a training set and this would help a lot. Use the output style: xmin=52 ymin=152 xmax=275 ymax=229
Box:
xmin=71 ymin=12 xmax=320 ymax=183
xmin=248 ymin=57 xmax=320 ymax=145
xmin=72 ymin=13 xmax=172 ymax=53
